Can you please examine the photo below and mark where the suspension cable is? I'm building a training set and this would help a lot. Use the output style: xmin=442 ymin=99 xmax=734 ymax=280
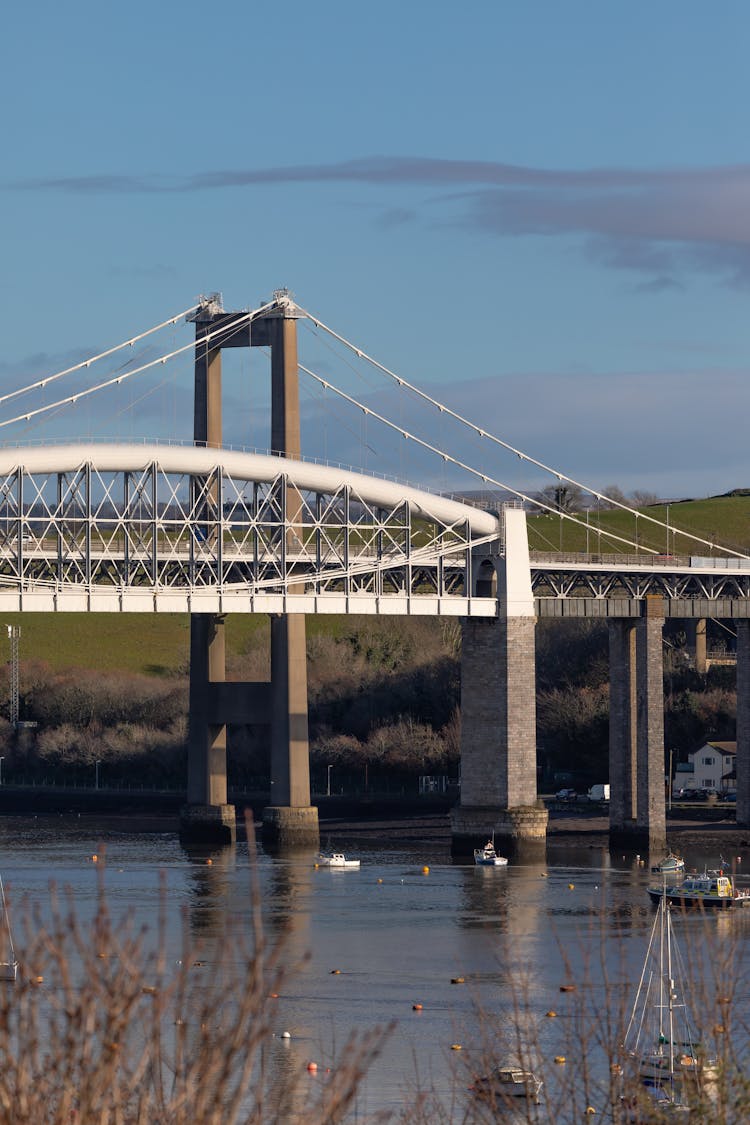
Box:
xmin=297 ymin=303 xmax=745 ymax=557
xmin=298 ymin=362 xmax=663 ymax=556
xmin=0 ymin=303 xmax=275 ymax=431
xmin=1 ymin=303 xmax=202 ymax=408
xmin=299 ymin=360 xmax=749 ymax=560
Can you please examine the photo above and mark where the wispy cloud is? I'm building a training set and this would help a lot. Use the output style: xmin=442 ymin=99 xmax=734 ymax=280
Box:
xmin=10 ymin=156 xmax=750 ymax=286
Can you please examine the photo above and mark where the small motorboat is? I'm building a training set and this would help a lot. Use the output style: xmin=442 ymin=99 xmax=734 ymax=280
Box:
xmin=316 ymin=853 xmax=360 ymax=869
xmin=650 ymin=853 xmax=685 ymax=875
xmin=473 ymin=839 xmax=508 ymax=867
xmin=471 ymin=1065 xmax=542 ymax=1102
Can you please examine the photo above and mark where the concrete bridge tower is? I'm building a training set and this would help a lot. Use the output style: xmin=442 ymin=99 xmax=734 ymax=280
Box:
xmin=181 ymin=293 xmax=318 ymax=846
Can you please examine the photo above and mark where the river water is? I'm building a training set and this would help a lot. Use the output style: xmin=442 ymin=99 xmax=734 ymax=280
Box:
xmin=1 ymin=817 xmax=749 ymax=1122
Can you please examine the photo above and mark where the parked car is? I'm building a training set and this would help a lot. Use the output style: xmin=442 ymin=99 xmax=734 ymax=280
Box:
xmin=721 ymin=790 xmax=737 ymax=802
xmin=555 ymin=788 xmax=577 ymax=802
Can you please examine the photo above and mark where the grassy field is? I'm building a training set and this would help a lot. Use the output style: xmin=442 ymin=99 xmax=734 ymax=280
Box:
xmin=528 ymin=493 xmax=750 ymax=556
xmin=3 ymin=609 xmax=383 ymax=676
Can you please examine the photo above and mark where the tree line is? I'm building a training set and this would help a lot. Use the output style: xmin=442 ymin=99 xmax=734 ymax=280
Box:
xmin=0 ymin=617 xmax=736 ymax=792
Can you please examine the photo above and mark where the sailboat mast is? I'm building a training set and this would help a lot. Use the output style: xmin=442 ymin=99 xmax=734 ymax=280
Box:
xmin=666 ymin=897 xmax=675 ymax=1082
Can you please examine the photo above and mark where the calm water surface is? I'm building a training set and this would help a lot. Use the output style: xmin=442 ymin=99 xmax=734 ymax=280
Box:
xmin=1 ymin=818 xmax=749 ymax=1121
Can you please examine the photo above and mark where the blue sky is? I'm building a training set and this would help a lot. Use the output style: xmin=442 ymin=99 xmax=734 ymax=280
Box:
xmin=1 ymin=1 xmax=748 ymax=500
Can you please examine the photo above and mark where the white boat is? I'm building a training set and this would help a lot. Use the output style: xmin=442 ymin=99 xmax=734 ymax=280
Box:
xmin=471 ymin=1064 xmax=542 ymax=1102
xmin=473 ymin=838 xmax=508 ymax=867
xmin=0 ymin=877 xmax=17 ymax=982
xmin=623 ymin=886 xmax=715 ymax=1113
xmin=316 ymin=853 xmax=360 ymax=869
xmin=651 ymin=852 xmax=686 ymax=875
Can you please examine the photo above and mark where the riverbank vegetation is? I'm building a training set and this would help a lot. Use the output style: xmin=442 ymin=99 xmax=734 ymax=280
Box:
xmin=0 ymin=612 xmax=738 ymax=793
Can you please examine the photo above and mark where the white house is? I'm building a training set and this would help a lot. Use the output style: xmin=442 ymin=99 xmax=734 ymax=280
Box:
xmin=675 ymin=741 xmax=736 ymax=794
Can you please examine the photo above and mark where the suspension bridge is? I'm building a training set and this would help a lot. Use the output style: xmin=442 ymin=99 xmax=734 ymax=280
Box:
xmin=3 ymin=290 xmax=749 ymax=852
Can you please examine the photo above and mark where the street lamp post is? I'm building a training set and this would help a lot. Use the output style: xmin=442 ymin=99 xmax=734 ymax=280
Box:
xmin=95 ymin=760 xmax=101 ymax=791
xmin=327 ymin=764 xmax=332 ymax=797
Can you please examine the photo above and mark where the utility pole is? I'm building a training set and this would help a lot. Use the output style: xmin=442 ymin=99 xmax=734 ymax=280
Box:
xmin=6 ymin=626 xmax=19 ymax=727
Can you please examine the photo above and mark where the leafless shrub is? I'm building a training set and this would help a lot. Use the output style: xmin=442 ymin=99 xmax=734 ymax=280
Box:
xmin=0 ymin=835 xmax=392 ymax=1125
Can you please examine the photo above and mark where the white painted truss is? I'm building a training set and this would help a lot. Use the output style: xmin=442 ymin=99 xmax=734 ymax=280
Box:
xmin=0 ymin=444 xmax=501 ymax=616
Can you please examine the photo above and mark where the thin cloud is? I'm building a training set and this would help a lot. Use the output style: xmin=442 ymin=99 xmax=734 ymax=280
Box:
xmin=9 ymin=155 xmax=750 ymax=286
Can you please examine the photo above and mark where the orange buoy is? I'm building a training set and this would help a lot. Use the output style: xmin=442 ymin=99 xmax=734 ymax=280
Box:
xmin=269 ymin=993 xmax=279 ymax=999
xmin=377 ymin=878 xmax=383 ymax=884
xmin=546 ymin=1010 xmax=557 ymax=1018
xmin=307 ymin=1061 xmax=318 ymax=1073
xmin=92 ymin=854 xmax=98 ymax=863
xmin=451 ymin=1043 xmax=462 ymax=1050
xmin=412 ymin=1003 xmax=423 ymax=1011
xmin=451 ymin=977 xmax=465 ymax=985
xmin=568 ymin=883 xmax=574 ymax=890
xmin=554 ymin=1056 xmax=566 ymax=1065
xmin=206 ymin=858 xmax=212 ymax=866
xmin=422 ymin=866 xmax=430 ymax=874
xmin=330 ymin=969 xmax=341 ymax=975
xmin=559 ymin=984 xmax=576 ymax=993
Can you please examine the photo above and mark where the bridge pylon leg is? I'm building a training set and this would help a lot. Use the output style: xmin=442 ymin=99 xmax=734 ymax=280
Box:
xmin=262 ymin=614 xmax=319 ymax=847
xmin=181 ymin=614 xmax=236 ymax=845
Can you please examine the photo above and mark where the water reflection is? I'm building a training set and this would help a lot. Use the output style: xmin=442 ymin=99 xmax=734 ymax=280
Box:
xmin=180 ymin=842 xmax=236 ymax=936
xmin=458 ymin=865 xmax=511 ymax=932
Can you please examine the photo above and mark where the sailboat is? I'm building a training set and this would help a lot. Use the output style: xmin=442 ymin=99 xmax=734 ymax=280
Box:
xmin=0 ymin=877 xmax=17 ymax=982
xmin=622 ymin=888 xmax=712 ymax=1116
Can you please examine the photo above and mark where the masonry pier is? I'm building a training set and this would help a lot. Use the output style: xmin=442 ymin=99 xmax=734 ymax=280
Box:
xmin=608 ymin=598 xmax=667 ymax=854
xmin=451 ymin=509 xmax=548 ymax=855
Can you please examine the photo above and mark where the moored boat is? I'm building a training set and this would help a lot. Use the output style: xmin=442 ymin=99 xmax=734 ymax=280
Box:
xmin=624 ymin=888 xmax=715 ymax=1114
xmin=473 ymin=839 xmax=508 ymax=867
xmin=470 ymin=1064 xmax=542 ymax=1101
xmin=647 ymin=869 xmax=750 ymax=909
xmin=651 ymin=852 xmax=685 ymax=875
xmin=316 ymin=853 xmax=360 ymax=869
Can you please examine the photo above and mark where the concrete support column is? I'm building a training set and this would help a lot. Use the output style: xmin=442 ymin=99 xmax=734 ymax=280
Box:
xmin=609 ymin=599 xmax=666 ymax=853
xmin=182 ymin=316 xmax=235 ymax=845
xmin=688 ymin=618 xmax=708 ymax=674
xmin=261 ymin=307 xmax=318 ymax=847
xmin=736 ymin=621 xmax=750 ymax=826
xmin=608 ymin=619 xmax=637 ymax=831
xmin=451 ymin=614 xmax=547 ymax=854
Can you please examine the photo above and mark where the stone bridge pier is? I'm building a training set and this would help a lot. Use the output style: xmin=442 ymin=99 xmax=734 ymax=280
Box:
xmin=608 ymin=598 xmax=667 ymax=854
xmin=451 ymin=508 xmax=548 ymax=855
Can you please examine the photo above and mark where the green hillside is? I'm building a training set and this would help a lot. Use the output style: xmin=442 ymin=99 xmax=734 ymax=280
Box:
xmin=528 ymin=493 xmax=750 ymax=557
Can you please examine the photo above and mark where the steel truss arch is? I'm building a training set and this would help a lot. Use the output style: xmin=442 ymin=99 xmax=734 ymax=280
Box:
xmin=0 ymin=444 xmax=501 ymax=616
